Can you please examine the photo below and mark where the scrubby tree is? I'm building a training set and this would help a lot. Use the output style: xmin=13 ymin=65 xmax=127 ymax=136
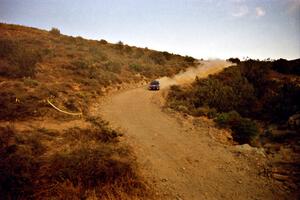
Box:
xmin=227 ymin=57 xmax=240 ymax=64
xmin=49 ymin=27 xmax=60 ymax=35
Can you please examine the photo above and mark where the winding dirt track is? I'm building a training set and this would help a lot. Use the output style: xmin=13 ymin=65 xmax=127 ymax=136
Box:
xmin=100 ymin=87 xmax=282 ymax=200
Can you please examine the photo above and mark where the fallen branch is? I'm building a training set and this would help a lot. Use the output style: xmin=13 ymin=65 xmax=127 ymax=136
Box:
xmin=47 ymin=99 xmax=82 ymax=116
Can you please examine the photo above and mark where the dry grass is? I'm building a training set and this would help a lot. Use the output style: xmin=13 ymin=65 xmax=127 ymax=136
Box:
xmin=0 ymin=23 xmax=188 ymax=199
xmin=0 ymin=117 xmax=150 ymax=199
xmin=0 ymin=23 xmax=196 ymax=121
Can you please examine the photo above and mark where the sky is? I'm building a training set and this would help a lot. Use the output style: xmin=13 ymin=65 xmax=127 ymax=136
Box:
xmin=0 ymin=0 xmax=299 ymax=60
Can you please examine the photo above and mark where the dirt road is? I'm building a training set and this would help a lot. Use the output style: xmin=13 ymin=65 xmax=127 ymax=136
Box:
xmin=100 ymin=87 xmax=283 ymax=200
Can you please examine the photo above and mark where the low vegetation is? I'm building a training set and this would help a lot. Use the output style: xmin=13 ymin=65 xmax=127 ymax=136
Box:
xmin=0 ymin=23 xmax=196 ymax=120
xmin=0 ymin=117 xmax=149 ymax=199
xmin=167 ymin=59 xmax=300 ymax=144
xmin=167 ymin=58 xmax=300 ymax=190
xmin=0 ymin=23 xmax=197 ymax=198
xmin=214 ymin=111 xmax=259 ymax=144
xmin=0 ymin=38 xmax=41 ymax=78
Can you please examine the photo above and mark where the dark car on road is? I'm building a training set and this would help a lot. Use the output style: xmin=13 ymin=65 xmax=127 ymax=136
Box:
xmin=148 ymin=80 xmax=160 ymax=90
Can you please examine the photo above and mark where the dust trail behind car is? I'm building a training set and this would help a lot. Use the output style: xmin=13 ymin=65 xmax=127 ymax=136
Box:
xmin=158 ymin=60 xmax=234 ymax=89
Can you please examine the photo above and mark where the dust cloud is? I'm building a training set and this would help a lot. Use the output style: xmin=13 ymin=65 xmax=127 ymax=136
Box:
xmin=158 ymin=60 xmax=234 ymax=89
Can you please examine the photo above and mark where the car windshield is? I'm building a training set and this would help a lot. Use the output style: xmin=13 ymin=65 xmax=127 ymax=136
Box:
xmin=150 ymin=81 xmax=159 ymax=85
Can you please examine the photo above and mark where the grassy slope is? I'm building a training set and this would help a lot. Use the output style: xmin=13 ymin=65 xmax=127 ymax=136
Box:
xmin=0 ymin=23 xmax=196 ymax=199
xmin=0 ymin=23 xmax=196 ymax=120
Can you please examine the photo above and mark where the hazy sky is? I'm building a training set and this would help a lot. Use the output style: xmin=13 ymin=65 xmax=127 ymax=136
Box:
xmin=0 ymin=0 xmax=299 ymax=59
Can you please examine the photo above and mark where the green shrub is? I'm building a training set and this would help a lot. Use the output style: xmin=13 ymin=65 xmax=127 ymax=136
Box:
xmin=104 ymin=61 xmax=121 ymax=73
xmin=240 ymin=60 xmax=271 ymax=97
xmin=99 ymin=39 xmax=108 ymax=44
xmin=0 ymin=38 xmax=15 ymax=57
xmin=128 ymin=63 xmax=157 ymax=77
xmin=129 ymin=63 xmax=141 ymax=72
xmin=88 ymin=46 xmax=108 ymax=61
xmin=264 ymin=83 xmax=300 ymax=121
xmin=227 ymin=57 xmax=241 ymax=64
xmin=49 ymin=27 xmax=61 ymax=35
xmin=192 ymin=78 xmax=238 ymax=112
xmin=215 ymin=111 xmax=259 ymax=144
xmin=13 ymin=48 xmax=41 ymax=77
xmin=167 ymin=85 xmax=194 ymax=114
xmin=231 ymin=118 xmax=259 ymax=144
xmin=124 ymin=45 xmax=133 ymax=54
xmin=0 ymin=126 xmax=42 ymax=198
xmin=193 ymin=106 xmax=217 ymax=118
xmin=0 ymin=39 xmax=41 ymax=78
xmin=149 ymin=51 xmax=166 ymax=65
xmin=64 ymin=119 xmax=121 ymax=143
xmin=71 ymin=59 xmax=89 ymax=69
xmin=134 ymin=49 xmax=144 ymax=58
xmin=184 ymin=56 xmax=195 ymax=63
xmin=23 ymin=77 xmax=39 ymax=87
xmin=0 ymin=119 xmax=147 ymax=199
xmin=162 ymin=51 xmax=172 ymax=60
xmin=47 ymin=144 xmax=134 ymax=187
xmin=168 ymin=85 xmax=187 ymax=100
xmin=115 ymin=41 xmax=124 ymax=51
xmin=272 ymin=58 xmax=300 ymax=75
xmin=215 ymin=111 xmax=241 ymax=127
xmin=0 ymin=90 xmax=42 ymax=120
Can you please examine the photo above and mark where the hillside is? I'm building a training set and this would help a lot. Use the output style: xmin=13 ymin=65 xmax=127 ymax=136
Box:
xmin=1 ymin=23 xmax=299 ymax=199
xmin=166 ymin=58 xmax=300 ymax=195
xmin=0 ymin=23 xmax=196 ymax=199
xmin=0 ymin=23 xmax=196 ymax=120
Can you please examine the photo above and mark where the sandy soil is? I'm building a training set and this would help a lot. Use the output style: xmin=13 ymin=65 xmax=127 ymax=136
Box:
xmin=98 ymin=86 xmax=288 ymax=200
